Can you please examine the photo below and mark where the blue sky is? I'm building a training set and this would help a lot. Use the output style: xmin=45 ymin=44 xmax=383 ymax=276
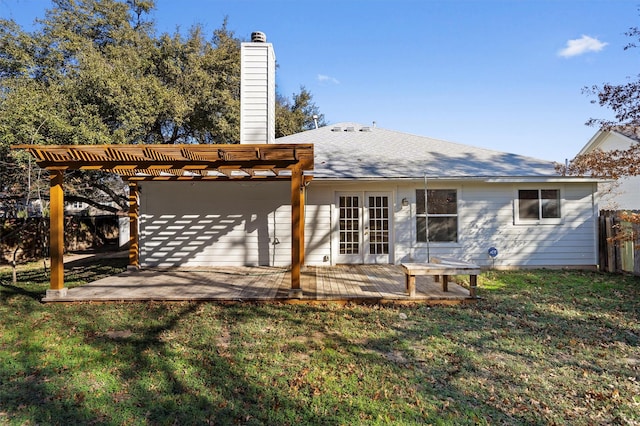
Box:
xmin=1 ymin=0 xmax=638 ymax=162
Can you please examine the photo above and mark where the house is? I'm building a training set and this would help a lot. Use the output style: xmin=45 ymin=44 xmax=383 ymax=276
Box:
xmin=135 ymin=34 xmax=601 ymax=271
xmin=136 ymin=122 xmax=600 ymax=269
xmin=14 ymin=32 xmax=602 ymax=298
xmin=577 ymin=127 xmax=640 ymax=210
xmin=273 ymin=123 xmax=600 ymax=268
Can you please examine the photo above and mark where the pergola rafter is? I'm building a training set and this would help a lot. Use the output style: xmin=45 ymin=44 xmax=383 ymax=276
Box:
xmin=14 ymin=143 xmax=313 ymax=178
xmin=11 ymin=143 xmax=314 ymax=299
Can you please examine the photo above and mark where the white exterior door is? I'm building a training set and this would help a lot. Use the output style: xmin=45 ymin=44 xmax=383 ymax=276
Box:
xmin=335 ymin=192 xmax=392 ymax=264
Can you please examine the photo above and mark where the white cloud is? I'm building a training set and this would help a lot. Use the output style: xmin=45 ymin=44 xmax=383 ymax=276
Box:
xmin=558 ymin=35 xmax=608 ymax=58
xmin=317 ymin=74 xmax=340 ymax=84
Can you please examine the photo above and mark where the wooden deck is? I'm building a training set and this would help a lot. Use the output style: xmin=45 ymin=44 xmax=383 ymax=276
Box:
xmin=42 ymin=264 xmax=476 ymax=304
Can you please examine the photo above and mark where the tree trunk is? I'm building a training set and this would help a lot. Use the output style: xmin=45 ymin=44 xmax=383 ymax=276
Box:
xmin=12 ymin=246 xmax=19 ymax=285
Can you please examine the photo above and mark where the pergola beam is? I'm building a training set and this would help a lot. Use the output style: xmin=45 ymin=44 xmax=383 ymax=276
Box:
xmin=12 ymin=144 xmax=313 ymax=174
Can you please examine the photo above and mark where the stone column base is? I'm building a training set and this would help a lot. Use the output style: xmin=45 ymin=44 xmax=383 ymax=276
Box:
xmin=45 ymin=288 xmax=68 ymax=299
xmin=288 ymin=289 xmax=303 ymax=299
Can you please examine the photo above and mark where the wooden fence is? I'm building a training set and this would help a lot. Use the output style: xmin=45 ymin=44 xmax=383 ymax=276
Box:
xmin=599 ymin=210 xmax=640 ymax=275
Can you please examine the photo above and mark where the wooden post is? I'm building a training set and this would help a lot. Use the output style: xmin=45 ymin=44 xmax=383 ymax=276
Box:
xmin=441 ymin=275 xmax=449 ymax=292
xmin=633 ymin=221 xmax=640 ymax=277
xmin=48 ymin=170 xmax=66 ymax=297
xmin=128 ymin=182 xmax=139 ymax=269
xmin=290 ymin=166 xmax=302 ymax=296
xmin=405 ymin=274 xmax=416 ymax=297
xmin=606 ymin=214 xmax=615 ymax=273
xmin=598 ymin=213 xmax=606 ymax=272
xmin=469 ymin=275 xmax=478 ymax=298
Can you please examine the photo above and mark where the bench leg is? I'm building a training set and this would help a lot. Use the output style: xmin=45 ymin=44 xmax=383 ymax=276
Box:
xmin=406 ymin=274 xmax=416 ymax=297
xmin=469 ymin=275 xmax=477 ymax=298
xmin=434 ymin=275 xmax=439 ymax=283
xmin=441 ymin=275 xmax=448 ymax=292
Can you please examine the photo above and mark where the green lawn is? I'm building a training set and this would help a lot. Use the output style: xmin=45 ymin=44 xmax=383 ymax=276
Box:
xmin=1 ymin=258 xmax=639 ymax=425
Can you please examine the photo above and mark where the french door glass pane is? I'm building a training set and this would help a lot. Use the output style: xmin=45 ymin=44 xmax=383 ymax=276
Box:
xmin=368 ymin=196 xmax=389 ymax=255
xmin=339 ymin=196 xmax=360 ymax=254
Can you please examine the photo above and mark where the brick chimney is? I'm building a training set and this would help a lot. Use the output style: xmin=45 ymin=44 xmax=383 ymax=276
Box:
xmin=240 ymin=31 xmax=276 ymax=144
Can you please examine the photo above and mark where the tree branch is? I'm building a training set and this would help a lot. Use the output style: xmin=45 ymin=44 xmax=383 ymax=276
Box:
xmin=92 ymin=182 xmax=128 ymax=210
xmin=65 ymin=195 xmax=121 ymax=214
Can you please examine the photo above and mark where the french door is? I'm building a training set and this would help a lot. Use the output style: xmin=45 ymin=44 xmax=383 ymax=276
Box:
xmin=335 ymin=192 xmax=392 ymax=264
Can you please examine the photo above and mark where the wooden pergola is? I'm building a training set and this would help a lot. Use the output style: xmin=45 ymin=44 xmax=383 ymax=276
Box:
xmin=12 ymin=143 xmax=314 ymax=299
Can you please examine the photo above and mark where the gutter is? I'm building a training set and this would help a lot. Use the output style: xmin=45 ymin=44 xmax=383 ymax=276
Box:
xmin=306 ymin=176 xmax=607 ymax=184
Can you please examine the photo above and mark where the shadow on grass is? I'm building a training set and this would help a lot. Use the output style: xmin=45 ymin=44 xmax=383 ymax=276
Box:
xmin=1 ymin=266 xmax=639 ymax=424
xmin=0 ymin=263 xmax=50 ymax=302
xmin=0 ymin=298 xmax=504 ymax=424
xmin=0 ymin=253 xmax=128 ymax=303
xmin=0 ymin=282 xmax=42 ymax=301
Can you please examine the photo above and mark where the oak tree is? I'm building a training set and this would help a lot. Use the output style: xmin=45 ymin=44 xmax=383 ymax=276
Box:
xmin=276 ymin=87 xmax=326 ymax=138
xmin=0 ymin=0 xmax=324 ymax=217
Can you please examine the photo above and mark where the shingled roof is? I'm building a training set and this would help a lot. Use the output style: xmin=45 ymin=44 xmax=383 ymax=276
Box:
xmin=276 ymin=122 xmax=568 ymax=181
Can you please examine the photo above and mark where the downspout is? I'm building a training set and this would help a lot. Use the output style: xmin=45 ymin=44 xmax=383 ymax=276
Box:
xmin=424 ymin=173 xmax=430 ymax=261
xmin=271 ymin=207 xmax=278 ymax=266
xmin=329 ymin=195 xmax=333 ymax=265
xmin=592 ymin=182 xmax=599 ymax=269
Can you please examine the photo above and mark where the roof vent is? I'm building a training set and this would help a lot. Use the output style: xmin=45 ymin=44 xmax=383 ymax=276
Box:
xmin=345 ymin=126 xmax=355 ymax=132
xmin=331 ymin=126 xmax=342 ymax=132
xmin=251 ymin=31 xmax=267 ymax=43
xmin=360 ymin=126 xmax=371 ymax=132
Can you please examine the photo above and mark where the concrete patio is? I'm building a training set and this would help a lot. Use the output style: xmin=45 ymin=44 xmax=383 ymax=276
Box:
xmin=43 ymin=262 xmax=477 ymax=304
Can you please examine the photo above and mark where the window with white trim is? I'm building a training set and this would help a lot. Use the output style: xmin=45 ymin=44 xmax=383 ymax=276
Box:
xmin=516 ymin=189 xmax=561 ymax=222
xmin=416 ymin=189 xmax=457 ymax=242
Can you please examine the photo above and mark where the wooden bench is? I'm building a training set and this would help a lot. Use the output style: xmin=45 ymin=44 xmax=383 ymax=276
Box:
xmin=400 ymin=257 xmax=481 ymax=298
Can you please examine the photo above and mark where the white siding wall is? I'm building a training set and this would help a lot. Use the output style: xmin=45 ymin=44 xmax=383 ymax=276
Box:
xmin=138 ymin=180 xmax=598 ymax=269
xmin=592 ymin=133 xmax=640 ymax=210
xmin=303 ymin=185 xmax=333 ymax=265
xmin=140 ymin=181 xmax=290 ymax=267
xmin=602 ymin=176 xmax=640 ymax=210
xmin=303 ymin=181 xmax=403 ymax=265
xmin=395 ymin=182 xmax=598 ymax=268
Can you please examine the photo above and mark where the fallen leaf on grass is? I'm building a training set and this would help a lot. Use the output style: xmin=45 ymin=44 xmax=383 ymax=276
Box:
xmin=624 ymin=357 xmax=639 ymax=366
xmin=104 ymin=330 xmax=133 ymax=339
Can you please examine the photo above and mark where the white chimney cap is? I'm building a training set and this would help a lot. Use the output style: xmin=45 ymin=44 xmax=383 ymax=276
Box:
xmin=251 ymin=31 xmax=267 ymax=43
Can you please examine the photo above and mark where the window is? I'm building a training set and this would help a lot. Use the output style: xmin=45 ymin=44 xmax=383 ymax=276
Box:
xmin=517 ymin=189 xmax=561 ymax=222
xmin=416 ymin=189 xmax=457 ymax=242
